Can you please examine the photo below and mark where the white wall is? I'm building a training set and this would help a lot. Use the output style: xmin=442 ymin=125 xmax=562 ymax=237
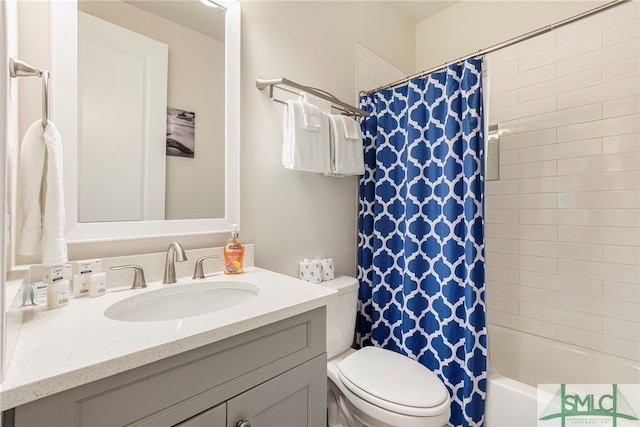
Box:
xmin=240 ymin=1 xmax=414 ymax=277
xmin=483 ymin=1 xmax=640 ymax=360
xmin=356 ymin=44 xmax=406 ymax=94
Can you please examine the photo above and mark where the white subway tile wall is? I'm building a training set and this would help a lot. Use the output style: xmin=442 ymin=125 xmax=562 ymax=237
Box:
xmin=485 ymin=3 xmax=640 ymax=360
xmin=356 ymin=44 xmax=406 ymax=95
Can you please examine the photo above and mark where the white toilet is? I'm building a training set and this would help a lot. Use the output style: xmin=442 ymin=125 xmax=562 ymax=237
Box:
xmin=323 ymin=276 xmax=451 ymax=427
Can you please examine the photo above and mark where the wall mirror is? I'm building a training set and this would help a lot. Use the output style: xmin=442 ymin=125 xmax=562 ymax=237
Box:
xmin=52 ymin=0 xmax=239 ymax=243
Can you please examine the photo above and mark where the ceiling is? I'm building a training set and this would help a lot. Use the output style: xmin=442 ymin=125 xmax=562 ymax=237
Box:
xmin=122 ymin=0 xmax=460 ymax=43
xmin=124 ymin=0 xmax=226 ymax=41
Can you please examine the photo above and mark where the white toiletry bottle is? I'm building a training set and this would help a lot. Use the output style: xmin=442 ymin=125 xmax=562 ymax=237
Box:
xmin=73 ymin=274 xmax=91 ymax=298
xmin=89 ymin=272 xmax=107 ymax=297
xmin=47 ymin=280 xmax=71 ymax=309
xmin=73 ymin=259 xmax=102 ymax=298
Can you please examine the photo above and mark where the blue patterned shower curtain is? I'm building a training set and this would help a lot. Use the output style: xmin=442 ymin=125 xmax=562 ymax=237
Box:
xmin=356 ymin=58 xmax=486 ymax=427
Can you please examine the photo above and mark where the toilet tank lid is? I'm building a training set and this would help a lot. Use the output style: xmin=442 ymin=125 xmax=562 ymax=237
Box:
xmin=338 ymin=346 xmax=449 ymax=411
xmin=320 ymin=276 xmax=358 ymax=293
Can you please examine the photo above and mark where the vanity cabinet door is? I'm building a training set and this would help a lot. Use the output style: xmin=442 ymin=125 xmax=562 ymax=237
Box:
xmin=227 ymin=354 xmax=327 ymax=427
xmin=8 ymin=309 xmax=326 ymax=427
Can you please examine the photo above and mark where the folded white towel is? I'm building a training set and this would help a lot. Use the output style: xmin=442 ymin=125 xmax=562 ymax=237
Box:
xmin=303 ymin=93 xmax=332 ymax=114
xmin=283 ymin=100 xmax=331 ymax=173
xmin=301 ymin=101 xmax=322 ymax=131
xmin=342 ymin=116 xmax=362 ymax=140
xmin=327 ymin=115 xmax=365 ymax=176
xmin=19 ymin=120 xmax=68 ymax=266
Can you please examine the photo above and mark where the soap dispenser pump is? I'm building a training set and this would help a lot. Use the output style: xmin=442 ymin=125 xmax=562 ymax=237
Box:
xmin=224 ymin=224 xmax=244 ymax=275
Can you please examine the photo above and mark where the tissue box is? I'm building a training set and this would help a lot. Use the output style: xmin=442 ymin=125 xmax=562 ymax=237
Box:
xmin=319 ymin=258 xmax=335 ymax=281
xmin=299 ymin=259 xmax=322 ymax=284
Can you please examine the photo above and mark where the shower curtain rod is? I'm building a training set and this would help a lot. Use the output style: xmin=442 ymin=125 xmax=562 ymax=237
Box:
xmin=364 ymin=0 xmax=629 ymax=94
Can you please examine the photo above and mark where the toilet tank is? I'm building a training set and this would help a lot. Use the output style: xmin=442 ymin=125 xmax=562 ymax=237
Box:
xmin=321 ymin=276 xmax=359 ymax=359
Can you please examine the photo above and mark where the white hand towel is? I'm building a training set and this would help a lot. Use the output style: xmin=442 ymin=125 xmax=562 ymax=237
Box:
xmin=301 ymin=102 xmax=322 ymax=131
xmin=19 ymin=120 xmax=68 ymax=266
xmin=19 ymin=121 xmax=47 ymax=255
xmin=283 ymin=100 xmax=331 ymax=173
xmin=342 ymin=116 xmax=362 ymax=140
xmin=303 ymin=93 xmax=332 ymax=114
xmin=327 ymin=115 xmax=365 ymax=176
xmin=42 ymin=121 xmax=68 ymax=266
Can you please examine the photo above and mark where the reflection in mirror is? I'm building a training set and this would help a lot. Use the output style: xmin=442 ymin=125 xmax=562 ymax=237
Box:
xmin=48 ymin=0 xmax=239 ymax=246
xmin=77 ymin=0 xmax=225 ymax=222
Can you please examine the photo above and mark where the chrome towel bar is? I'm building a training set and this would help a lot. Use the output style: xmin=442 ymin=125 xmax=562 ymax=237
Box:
xmin=256 ymin=77 xmax=369 ymax=118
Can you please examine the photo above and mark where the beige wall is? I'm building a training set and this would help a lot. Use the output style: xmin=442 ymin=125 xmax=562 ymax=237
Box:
xmin=16 ymin=1 xmax=50 ymax=141
xmin=14 ymin=1 xmax=51 ymax=269
xmin=415 ymin=1 xmax=609 ymax=73
xmin=13 ymin=1 xmax=415 ymax=278
xmin=240 ymin=1 xmax=414 ymax=277
xmin=15 ymin=1 xmax=630 ymax=281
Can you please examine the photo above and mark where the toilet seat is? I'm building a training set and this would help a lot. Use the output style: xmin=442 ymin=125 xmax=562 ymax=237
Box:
xmin=337 ymin=346 xmax=450 ymax=417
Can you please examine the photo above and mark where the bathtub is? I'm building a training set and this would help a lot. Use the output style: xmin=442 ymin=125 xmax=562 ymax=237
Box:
xmin=484 ymin=324 xmax=640 ymax=427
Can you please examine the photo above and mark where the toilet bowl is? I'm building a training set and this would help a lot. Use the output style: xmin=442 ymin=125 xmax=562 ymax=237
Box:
xmin=322 ymin=277 xmax=451 ymax=427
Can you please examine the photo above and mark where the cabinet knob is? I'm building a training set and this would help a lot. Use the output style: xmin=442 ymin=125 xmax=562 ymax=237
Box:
xmin=236 ymin=420 xmax=251 ymax=427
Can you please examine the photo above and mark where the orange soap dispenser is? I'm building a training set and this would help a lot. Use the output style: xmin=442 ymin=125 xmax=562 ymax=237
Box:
xmin=224 ymin=224 xmax=244 ymax=275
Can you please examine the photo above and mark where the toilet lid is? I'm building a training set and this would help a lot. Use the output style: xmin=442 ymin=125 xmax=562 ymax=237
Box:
xmin=337 ymin=346 xmax=449 ymax=416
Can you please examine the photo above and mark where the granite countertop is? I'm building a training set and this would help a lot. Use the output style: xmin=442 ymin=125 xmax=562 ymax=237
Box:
xmin=0 ymin=267 xmax=337 ymax=410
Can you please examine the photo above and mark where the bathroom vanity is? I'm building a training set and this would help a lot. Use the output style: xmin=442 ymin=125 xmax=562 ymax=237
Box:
xmin=0 ymin=267 xmax=336 ymax=427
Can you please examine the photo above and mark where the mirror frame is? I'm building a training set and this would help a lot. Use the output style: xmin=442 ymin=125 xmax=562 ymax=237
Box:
xmin=51 ymin=0 xmax=240 ymax=244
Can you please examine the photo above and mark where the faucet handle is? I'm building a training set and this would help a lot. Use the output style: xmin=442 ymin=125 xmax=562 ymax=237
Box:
xmin=110 ymin=265 xmax=147 ymax=289
xmin=192 ymin=255 xmax=220 ymax=280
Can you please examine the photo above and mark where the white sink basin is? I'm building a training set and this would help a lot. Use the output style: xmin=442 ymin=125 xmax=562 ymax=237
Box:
xmin=104 ymin=281 xmax=259 ymax=322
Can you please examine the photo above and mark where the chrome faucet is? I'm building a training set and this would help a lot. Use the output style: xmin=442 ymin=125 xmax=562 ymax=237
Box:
xmin=163 ymin=242 xmax=188 ymax=284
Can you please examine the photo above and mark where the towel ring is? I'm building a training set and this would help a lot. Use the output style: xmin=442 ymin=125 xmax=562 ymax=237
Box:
xmin=41 ymin=70 xmax=49 ymax=127
xmin=9 ymin=56 xmax=50 ymax=129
